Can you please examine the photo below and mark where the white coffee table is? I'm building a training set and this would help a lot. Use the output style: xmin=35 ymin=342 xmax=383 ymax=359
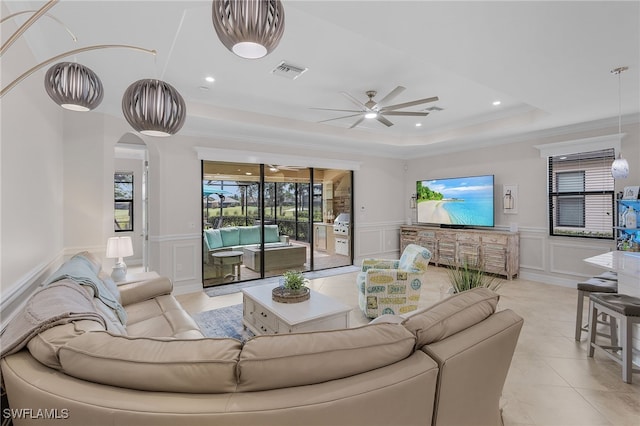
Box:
xmin=242 ymin=284 xmax=351 ymax=335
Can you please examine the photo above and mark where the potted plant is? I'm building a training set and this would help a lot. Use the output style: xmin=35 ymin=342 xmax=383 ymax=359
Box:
xmin=272 ymin=270 xmax=310 ymax=303
xmin=447 ymin=259 xmax=502 ymax=294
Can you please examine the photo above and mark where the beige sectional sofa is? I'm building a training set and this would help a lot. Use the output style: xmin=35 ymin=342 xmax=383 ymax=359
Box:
xmin=1 ymin=253 xmax=523 ymax=426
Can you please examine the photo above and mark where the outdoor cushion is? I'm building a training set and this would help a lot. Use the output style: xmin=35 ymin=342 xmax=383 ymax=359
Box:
xmin=205 ymin=229 xmax=224 ymax=250
xmin=219 ymin=227 xmax=240 ymax=247
xmin=264 ymin=225 xmax=280 ymax=243
xmin=239 ymin=226 xmax=261 ymax=245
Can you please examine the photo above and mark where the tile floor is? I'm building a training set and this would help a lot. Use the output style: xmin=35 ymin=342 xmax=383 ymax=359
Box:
xmin=176 ymin=266 xmax=640 ymax=426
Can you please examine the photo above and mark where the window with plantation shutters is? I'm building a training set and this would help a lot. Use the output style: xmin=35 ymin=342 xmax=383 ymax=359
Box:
xmin=548 ymin=148 xmax=615 ymax=239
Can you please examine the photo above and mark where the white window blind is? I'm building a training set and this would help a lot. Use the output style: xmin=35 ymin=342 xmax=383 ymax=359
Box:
xmin=548 ymin=148 xmax=614 ymax=239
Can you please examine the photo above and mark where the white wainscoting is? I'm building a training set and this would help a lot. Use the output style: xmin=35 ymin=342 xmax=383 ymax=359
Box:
xmin=148 ymin=233 xmax=203 ymax=295
xmin=353 ymin=221 xmax=403 ymax=264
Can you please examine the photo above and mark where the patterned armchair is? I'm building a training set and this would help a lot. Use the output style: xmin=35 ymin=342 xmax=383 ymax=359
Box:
xmin=356 ymin=244 xmax=432 ymax=318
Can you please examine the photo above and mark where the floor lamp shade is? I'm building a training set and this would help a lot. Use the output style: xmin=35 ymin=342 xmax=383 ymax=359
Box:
xmin=122 ymin=79 xmax=186 ymax=137
xmin=212 ymin=0 xmax=285 ymax=59
xmin=106 ymin=236 xmax=134 ymax=282
xmin=44 ymin=62 xmax=104 ymax=111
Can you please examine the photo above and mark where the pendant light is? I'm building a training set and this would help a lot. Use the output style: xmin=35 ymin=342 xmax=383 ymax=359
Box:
xmin=211 ymin=0 xmax=285 ymax=59
xmin=610 ymin=66 xmax=629 ymax=179
xmin=44 ymin=62 xmax=103 ymax=111
xmin=122 ymin=79 xmax=186 ymax=137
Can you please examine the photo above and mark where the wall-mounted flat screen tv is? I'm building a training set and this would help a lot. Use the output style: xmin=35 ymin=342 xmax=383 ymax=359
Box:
xmin=416 ymin=175 xmax=494 ymax=228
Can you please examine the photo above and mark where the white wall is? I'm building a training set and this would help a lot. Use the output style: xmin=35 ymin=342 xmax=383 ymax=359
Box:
xmin=0 ymin=18 xmax=65 ymax=323
xmin=405 ymin=121 xmax=639 ymax=287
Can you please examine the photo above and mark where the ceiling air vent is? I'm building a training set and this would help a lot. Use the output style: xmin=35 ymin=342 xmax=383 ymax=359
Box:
xmin=271 ymin=61 xmax=308 ymax=80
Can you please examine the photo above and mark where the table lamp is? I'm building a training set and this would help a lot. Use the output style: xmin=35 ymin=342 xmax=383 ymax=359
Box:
xmin=106 ymin=236 xmax=134 ymax=282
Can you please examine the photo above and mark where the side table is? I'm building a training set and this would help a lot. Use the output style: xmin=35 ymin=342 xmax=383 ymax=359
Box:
xmin=210 ymin=251 xmax=243 ymax=281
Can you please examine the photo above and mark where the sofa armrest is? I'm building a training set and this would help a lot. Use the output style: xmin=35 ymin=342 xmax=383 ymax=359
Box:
xmin=118 ymin=277 xmax=173 ymax=306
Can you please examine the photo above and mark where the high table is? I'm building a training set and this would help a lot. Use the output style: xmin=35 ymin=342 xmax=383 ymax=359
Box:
xmin=583 ymin=250 xmax=640 ymax=365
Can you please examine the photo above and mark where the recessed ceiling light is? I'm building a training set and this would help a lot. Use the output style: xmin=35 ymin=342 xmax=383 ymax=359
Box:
xmin=560 ymin=156 xmax=567 ymax=160
xmin=364 ymin=112 xmax=377 ymax=119
xmin=415 ymin=123 xmax=422 ymax=127
xmin=492 ymin=100 xmax=501 ymax=106
xmin=205 ymin=76 xmax=215 ymax=83
xmin=245 ymin=172 xmax=252 ymax=176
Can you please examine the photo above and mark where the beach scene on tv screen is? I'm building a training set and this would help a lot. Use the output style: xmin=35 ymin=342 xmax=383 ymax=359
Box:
xmin=416 ymin=176 xmax=494 ymax=226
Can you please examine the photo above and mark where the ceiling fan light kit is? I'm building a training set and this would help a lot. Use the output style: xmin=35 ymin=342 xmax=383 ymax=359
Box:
xmin=44 ymin=61 xmax=104 ymax=111
xmin=212 ymin=0 xmax=285 ymax=59
xmin=122 ymin=79 xmax=187 ymax=137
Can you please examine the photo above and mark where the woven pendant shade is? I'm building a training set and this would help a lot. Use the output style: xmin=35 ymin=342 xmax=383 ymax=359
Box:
xmin=212 ymin=0 xmax=285 ymax=59
xmin=44 ymin=62 xmax=104 ymax=111
xmin=122 ymin=79 xmax=186 ymax=137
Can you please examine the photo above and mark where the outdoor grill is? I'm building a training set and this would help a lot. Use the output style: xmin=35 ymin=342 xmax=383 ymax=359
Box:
xmin=333 ymin=213 xmax=350 ymax=256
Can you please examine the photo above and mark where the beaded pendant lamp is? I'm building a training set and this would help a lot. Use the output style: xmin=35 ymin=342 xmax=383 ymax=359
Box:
xmin=211 ymin=0 xmax=285 ymax=59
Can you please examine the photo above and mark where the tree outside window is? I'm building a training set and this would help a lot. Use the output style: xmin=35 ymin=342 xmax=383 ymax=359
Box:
xmin=114 ymin=172 xmax=133 ymax=232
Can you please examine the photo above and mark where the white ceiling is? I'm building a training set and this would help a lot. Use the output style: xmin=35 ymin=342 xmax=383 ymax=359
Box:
xmin=3 ymin=1 xmax=639 ymax=158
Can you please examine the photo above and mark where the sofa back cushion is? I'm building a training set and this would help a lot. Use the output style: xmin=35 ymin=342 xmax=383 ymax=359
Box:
xmin=58 ymin=332 xmax=242 ymax=393
xmin=236 ymin=323 xmax=416 ymax=392
xmin=219 ymin=227 xmax=240 ymax=247
xmin=402 ymin=287 xmax=499 ymax=348
xmin=204 ymin=229 xmax=224 ymax=250
xmin=239 ymin=225 xmax=260 ymax=245
xmin=264 ymin=225 xmax=280 ymax=243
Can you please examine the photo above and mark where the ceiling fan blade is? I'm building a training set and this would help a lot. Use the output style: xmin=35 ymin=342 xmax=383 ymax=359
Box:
xmin=341 ymin=91 xmax=367 ymax=109
xmin=310 ymin=107 xmax=362 ymax=113
xmin=380 ymin=96 xmax=439 ymax=112
xmin=318 ymin=113 xmax=363 ymax=123
xmin=376 ymin=115 xmax=394 ymax=127
xmin=349 ymin=116 xmax=365 ymax=129
xmin=377 ymin=86 xmax=406 ymax=106
xmin=381 ymin=111 xmax=430 ymax=117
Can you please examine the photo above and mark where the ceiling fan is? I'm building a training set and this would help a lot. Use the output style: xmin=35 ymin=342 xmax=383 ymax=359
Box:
xmin=312 ymin=86 xmax=439 ymax=128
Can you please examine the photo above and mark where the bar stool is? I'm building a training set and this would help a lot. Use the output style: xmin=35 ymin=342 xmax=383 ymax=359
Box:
xmin=575 ymin=277 xmax=617 ymax=341
xmin=594 ymin=271 xmax=618 ymax=282
xmin=588 ymin=293 xmax=640 ymax=383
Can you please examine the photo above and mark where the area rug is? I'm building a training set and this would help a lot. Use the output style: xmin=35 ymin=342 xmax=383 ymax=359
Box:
xmin=192 ymin=304 xmax=254 ymax=341
xmin=204 ymin=265 xmax=360 ymax=297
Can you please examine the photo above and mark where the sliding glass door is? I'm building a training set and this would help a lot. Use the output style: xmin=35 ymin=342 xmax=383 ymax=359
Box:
xmin=202 ymin=161 xmax=352 ymax=288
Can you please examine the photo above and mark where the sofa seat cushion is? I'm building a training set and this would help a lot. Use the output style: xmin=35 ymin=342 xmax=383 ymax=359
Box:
xmin=237 ymin=323 xmax=416 ymax=392
xmin=124 ymin=295 xmax=203 ymax=338
xmin=58 ymin=332 xmax=241 ymax=393
xmin=402 ymin=287 xmax=499 ymax=348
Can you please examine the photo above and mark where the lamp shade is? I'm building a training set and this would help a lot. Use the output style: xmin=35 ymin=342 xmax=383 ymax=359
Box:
xmin=212 ymin=0 xmax=285 ymax=59
xmin=106 ymin=236 xmax=134 ymax=259
xmin=44 ymin=62 xmax=104 ymax=111
xmin=611 ymin=155 xmax=630 ymax=179
xmin=122 ymin=79 xmax=186 ymax=137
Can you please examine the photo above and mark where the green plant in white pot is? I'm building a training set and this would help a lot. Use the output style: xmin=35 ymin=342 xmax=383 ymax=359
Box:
xmin=447 ymin=259 xmax=502 ymax=294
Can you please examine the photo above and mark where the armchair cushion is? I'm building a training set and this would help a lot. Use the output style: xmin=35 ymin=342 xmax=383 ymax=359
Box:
xmin=357 ymin=244 xmax=432 ymax=319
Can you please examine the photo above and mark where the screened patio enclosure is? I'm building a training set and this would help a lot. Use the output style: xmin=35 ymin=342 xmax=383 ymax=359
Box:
xmin=202 ymin=161 xmax=353 ymax=287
